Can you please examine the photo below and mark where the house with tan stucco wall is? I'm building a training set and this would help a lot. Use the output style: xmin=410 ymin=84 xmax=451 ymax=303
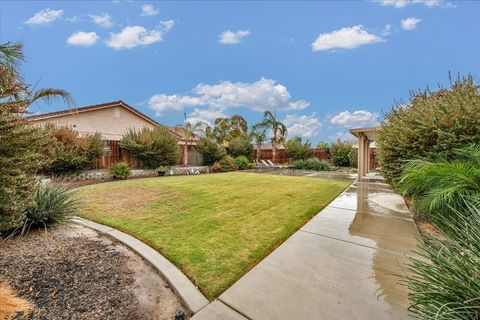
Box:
xmin=28 ymin=101 xmax=201 ymax=166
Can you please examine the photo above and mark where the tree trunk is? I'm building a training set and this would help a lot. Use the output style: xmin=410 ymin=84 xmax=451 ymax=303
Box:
xmin=183 ymin=142 xmax=188 ymax=166
xmin=256 ymin=143 xmax=261 ymax=162
xmin=272 ymin=141 xmax=276 ymax=164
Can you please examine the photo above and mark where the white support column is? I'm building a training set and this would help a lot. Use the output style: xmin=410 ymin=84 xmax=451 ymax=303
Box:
xmin=366 ymin=140 xmax=371 ymax=175
xmin=358 ymin=134 xmax=365 ymax=180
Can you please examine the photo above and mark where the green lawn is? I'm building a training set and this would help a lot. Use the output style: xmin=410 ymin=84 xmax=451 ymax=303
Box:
xmin=77 ymin=172 xmax=350 ymax=299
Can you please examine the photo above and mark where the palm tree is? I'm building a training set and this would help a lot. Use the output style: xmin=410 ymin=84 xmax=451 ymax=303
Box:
xmin=183 ymin=112 xmax=207 ymax=166
xmin=399 ymin=144 xmax=480 ymax=228
xmin=1 ymin=42 xmax=73 ymax=110
xmin=250 ymin=128 xmax=266 ymax=162
xmin=253 ymin=110 xmax=287 ymax=163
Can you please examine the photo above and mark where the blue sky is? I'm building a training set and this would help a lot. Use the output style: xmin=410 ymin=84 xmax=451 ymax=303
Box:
xmin=1 ymin=0 xmax=479 ymax=143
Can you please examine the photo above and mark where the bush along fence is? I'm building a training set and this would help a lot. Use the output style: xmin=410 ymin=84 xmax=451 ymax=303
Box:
xmin=93 ymin=140 xmax=203 ymax=169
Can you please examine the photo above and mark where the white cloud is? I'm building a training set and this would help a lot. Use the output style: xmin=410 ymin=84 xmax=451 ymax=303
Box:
xmin=67 ymin=31 xmax=99 ymax=47
xmin=373 ymin=0 xmax=453 ymax=8
xmin=330 ymin=110 xmax=378 ymax=128
xmin=90 ymin=13 xmax=113 ymax=28
xmin=148 ymin=78 xmax=309 ymax=116
xmin=283 ymin=113 xmax=322 ymax=138
xmin=186 ymin=107 xmax=227 ymax=127
xmin=219 ymin=30 xmax=250 ymax=44
xmin=106 ymin=20 xmax=174 ymax=49
xmin=141 ymin=4 xmax=159 ymax=16
xmin=401 ymin=17 xmax=421 ymax=30
xmin=382 ymin=24 xmax=393 ymax=36
xmin=311 ymin=25 xmax=383 ymax=52
xmin=329 ymin=130 xmax=355 ymax=142
xmin=25 ymin=8 xmax=63 ymax=25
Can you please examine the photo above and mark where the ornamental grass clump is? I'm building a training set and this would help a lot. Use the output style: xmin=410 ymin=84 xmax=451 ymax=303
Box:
xmin=21 ymin=182 xmax=78 ymax=234
xmin=402 ymin=202 xmax=480 ymax=320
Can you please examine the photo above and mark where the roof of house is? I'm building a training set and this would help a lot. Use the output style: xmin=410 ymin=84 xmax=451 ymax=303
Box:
xmin=349 ymin=126 xmax=380 ymax=141
xmin=27 ymin=100 xmax=200 ymax=143
xmin=168 ymin=126 xmax=200 ymax=141
xmin=27 ymin=100 xmax=161 ymax=127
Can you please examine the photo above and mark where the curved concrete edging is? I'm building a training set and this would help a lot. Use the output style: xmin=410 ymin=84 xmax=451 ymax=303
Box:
xmin=71 ymin=216 xmax=209 ymax=314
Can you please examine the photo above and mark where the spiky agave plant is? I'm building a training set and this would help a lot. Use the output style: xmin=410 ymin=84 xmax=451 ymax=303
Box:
xmin=402 ymin=200 xmax=480 ymax=320
xmin=399 ymin=144 xmax=480 ymax=227
xmin=20 ymin=182 xmax=78 ymax=234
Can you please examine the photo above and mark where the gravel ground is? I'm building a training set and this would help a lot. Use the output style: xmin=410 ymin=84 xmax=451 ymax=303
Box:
xmin=0 ymin=224 xmax=185 ymax=320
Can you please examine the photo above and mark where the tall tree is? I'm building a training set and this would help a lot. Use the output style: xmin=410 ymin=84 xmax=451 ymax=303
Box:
xmin=213 ymin=114 xmax=248 ymax=144
xmin=0 ymin=42 xmax=72 ymax=232
xmin=254 ymin=111 xmax=287 ymax=163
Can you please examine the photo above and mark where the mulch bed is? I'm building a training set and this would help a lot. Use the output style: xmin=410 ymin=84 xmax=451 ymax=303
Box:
xmin=0 ymin=227 xmax=139 ymax=320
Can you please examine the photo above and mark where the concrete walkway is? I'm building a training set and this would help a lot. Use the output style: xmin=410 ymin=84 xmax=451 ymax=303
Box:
xmin=193 ymin=178 xmax=420 ymax=320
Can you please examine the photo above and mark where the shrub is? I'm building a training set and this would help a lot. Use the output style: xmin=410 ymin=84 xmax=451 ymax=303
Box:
xmin=399 ymin=144 xmax=480 ymax=228
xmin=284 ymin=137 xmax=311 ymax=161
xmin=41 ymin=125 xmax=106 ymax=174
xmin=402 ymin=202 xmax=480 ymax=320
xmin=293 ymin=158 xmax=331 ymax=171
xmin=109 ymin=162 xmax=131 ymax=179
xmin=120 ymin=126 xmax=179 ymax=169
xmin=211 ymin=161 xmax=222 ymax=172
xmin=317 ymin=141 xmax=330 ymax=152
xmin=349 ymin=148 xmax=358 ymax=168
xmin=228 ymin=136 xmax=253 ymax=159
xmin=196 ymin=138 xmax=226 ymax=165
xmin=234 ymin=156 xmax=250 ymax=170
xmin=331 ymin=140 xmax=354 ymax=167
xmin=218 ymin=155 xmax=237 ymax=172
xmin=377 ymin=75 xmax=480 ymax=185
xmin=21 ymin=182 xmax=78 ymax=234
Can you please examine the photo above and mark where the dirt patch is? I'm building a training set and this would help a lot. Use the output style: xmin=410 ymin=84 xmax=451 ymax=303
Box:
xmin=0 ymin=224 xmax=185 ymax=320
xmin=79 ymin=187 xmax=167 ymax=217
xmin=0 ymin=282 xmax=33 ymax=320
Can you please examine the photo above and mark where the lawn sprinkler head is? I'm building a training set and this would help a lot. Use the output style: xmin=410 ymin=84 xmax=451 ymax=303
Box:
xmin=174 ymin=309 xmax=185 ymax=320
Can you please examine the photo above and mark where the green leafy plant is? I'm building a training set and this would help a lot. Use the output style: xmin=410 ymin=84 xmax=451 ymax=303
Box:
xmin=234 ymin=156 xmax=250 ymax=170
xmin=0 ymin=42 xmax=72 ymax=232
xmin=293 ymin=158 xmax=331 ymax=171
xmin=219 ymin=155 xmax=237 ymax=172
xmin=120 ymin=126 xmax=179 ymax=169
xmin=21 ymin=182 xmax=78 ymax=234
xmin=228 ymin=136 xmax=253 ymax=159
xmin=377 ymin=75 xmax=480 ymax=185
xmin=109 ymin=162 xmax=131 ymax=180
xmin=331 ymin=140 xmax=354 ymax=167
xmin=402 ymin=202 xmax=480 ymax=320
xmin=284 ymin=137 xmax=311 ymax=161
xmin=196 ymin=138 xmax=226 ymax=165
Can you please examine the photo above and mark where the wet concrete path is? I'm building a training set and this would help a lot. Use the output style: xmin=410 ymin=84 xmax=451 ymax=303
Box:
xmin=192 ymin=176 xmax=420 ymax=320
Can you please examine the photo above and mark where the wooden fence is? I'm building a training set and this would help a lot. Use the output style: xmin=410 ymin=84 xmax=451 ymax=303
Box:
xmin=254 ymin=148 xmax=378 ymax=169
xmin=93 ymin=140 xmax=202 ymax=169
